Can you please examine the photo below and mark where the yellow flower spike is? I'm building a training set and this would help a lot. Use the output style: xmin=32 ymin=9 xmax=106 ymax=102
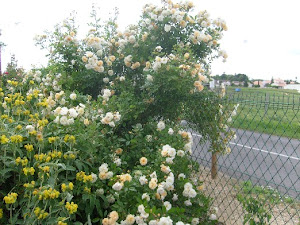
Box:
xmin=83 ymin=174 xmax=93 ymax=183
xmin=58 ymin=221 xmax=67 ymax=225
xmin=48 ymin=136 xmax=58 ymax=143
xmin=33 ymin=90 xmax=40 ymax=98
xmin=45 ymin=156 xmax=51 ymax=162
xmin=1 ymin=114 xmax=8 ymax=119
xmin=16 ymin=125 xmax=22 ymax=130
xmin=69 ymin=135 xmax=76 ymax=143
xmin=30 ymin=167 xmax=35 ymax=175
xmin=23 ymin=167 xmax=35 ymax=176
xmin=21 ymin=158 xmax=29 ymax=166
xmin=34 ymin=207 xmax=41 ymax=216
xmin=65 ymin=202 xmax=78 ymax=214
xmin=68 ymin=182 xmax=74 ymax=190
xmin=61 ymin=183 xmax=67 ymax=192
xmin=15 ymin=157 xmax=21 ymax=165
xmin=4 ymin=97 xmax=12 ymax=103
xmin=38 ymin=119 xmax=49 ymax=127
xmin=40 ymin=166 xmax=50 ymax=173
xmin=84 ymin=187 xmax=91 ymax=193
xmin=3 ymin=192 xmax=18 ymax=204
xmin=64 ymin=135 xmax=69 ymax=143
xmin=1 ymin=135 xmax=9 ymax=144
xmin=42 ymin=212 xmax=49 ymax=219
xmin=29 ymin=130 xmax=37 ymax=136
xmin=14 ymin=99 xmax=20 ymax=106
xmin=24 ymin=144 xmax=34 ymax=152
xmin=76 ymin=171 xmax=85 ymax=181
xmin=27 ymin=94 xmax=33 ymax=101
xmin=10 ymin=135 xmax=23 ymax=143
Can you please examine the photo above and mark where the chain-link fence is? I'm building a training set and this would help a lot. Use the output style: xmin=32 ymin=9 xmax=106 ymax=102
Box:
xmin=190 ymin=90 xmax=300 ymax=224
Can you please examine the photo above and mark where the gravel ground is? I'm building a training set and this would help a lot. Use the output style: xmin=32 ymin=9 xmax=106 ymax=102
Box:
xmin=198 ymin=166 xmax=299 ymax=225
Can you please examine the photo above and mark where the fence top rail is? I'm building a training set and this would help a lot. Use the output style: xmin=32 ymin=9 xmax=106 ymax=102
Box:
xmin=225 ymin=92 xmax=300 ymax=109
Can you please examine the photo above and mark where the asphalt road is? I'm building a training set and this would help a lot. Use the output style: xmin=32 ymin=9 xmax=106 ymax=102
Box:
xmin=191 ymin=129 xmax=300 ymax=199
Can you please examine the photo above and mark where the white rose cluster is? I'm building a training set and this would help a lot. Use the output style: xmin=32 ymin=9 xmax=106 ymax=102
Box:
xmin=157 ymin=121 xmax=165 ymax=131
xmin=183 ymin=182 xmax=197 ymax=199
xmin=100 ymin=112 xmax=121 ymax=127
xmin=102 ymin=89 xmax=112 ymax=101
xmin=152 ymin=56 xmax=168 ymax=71
xmin=98 ymin=163 xmax=114 ymax=180
xmin=53 ymin=105 xmax=84 ymax=126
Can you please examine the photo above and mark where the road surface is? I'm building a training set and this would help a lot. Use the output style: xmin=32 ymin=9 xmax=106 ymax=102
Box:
xmin=191 ymin=129 xmax=300 ymax=199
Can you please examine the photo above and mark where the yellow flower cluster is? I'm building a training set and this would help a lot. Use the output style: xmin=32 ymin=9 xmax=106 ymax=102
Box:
xmin=0 ymin=134 xmax=9 ymax=144
xmin=33 ymin=187 xmax=60 ymax=200
xmin=28 ymin=113 xmax=39 ymax=123
xmin=48 ymin=136 xmax=59 ymax=143
xmin=34 ymin=207 xmax=49 ymax=220
xmin=0 ymin=208 xmax=3 ymax=219
xmin=61 ymin=182 xmax=74 ymax=192
xmin=10 ymin=135 xmax=23 ymax=143
xmin=76 ymin=171 xmax=92 ymax=183
xmin=84 ymin=187 xmax=91 ymax=193
xmin=39 ymin=166 xmax=50 ymax=173
xmin=64 ymin=134 xmax=76 ymax=144
xmin=24 ymin=181 xmax=36 ymax=189
xmin=7 ymin=80 xmax=19 ymax=86
xmin=15 ymin=157 xmax=29 ymax=166
xmin=3 ymin=192 xmax=18 ymax=204
xmin=34 ymin=150 xmax=63 ymax=162
xmin=48 ymin=150 xmax=63 ymax=159
xmin=24 ymin=144 xmax=34 ymax=152
xmin=63 ymin=152 xmax=76 ymax=160
xmin=36 ymin=98 xmax=49 ymax=108
xmin=34 ymin=153 xmax=52 ymax=162
xmin=58 ymin=220 xmax=68 ymax=225
xmin=1 ymin=114 xmax=8 ymax=119
xmin=65 ymin=202 xmax=78 ymax=214
xmin=38 ymin=119 xmax=49 ymax=127
xmin=23 ymin=167 xmax=35 ymax=176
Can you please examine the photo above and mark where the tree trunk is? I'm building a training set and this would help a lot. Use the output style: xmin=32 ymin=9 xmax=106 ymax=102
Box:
xmin=211 ymin=152 xmax=218 ymax=179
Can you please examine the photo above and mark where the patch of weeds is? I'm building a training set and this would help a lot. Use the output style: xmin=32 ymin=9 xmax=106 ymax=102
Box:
xmin=238 ymin=181 xmax=297 ymax=206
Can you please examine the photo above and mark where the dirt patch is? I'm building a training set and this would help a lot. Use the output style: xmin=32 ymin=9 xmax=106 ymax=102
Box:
xmin=198 ymin=166 xmax=299 ymax=225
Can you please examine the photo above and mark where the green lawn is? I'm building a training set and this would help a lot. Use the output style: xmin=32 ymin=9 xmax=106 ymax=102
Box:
xmin=225 ymin=87 xmax=300 ymax=139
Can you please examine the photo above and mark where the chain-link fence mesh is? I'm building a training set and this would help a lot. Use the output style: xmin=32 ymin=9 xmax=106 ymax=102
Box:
xmin=190 ymin=91 xmax=299 ymax=225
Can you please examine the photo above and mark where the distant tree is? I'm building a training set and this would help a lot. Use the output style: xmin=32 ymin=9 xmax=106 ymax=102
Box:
xmin=214 ymin=73 xmax=250 ymax=84
xmin=2 ymin=54 xmax=24 ymax=83
xmin=271 ymin=76 xmax=274 ymax=84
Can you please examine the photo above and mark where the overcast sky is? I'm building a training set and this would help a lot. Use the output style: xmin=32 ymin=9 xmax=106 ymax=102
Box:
xmin=1 ymin=0 xmax=300 ymax=81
